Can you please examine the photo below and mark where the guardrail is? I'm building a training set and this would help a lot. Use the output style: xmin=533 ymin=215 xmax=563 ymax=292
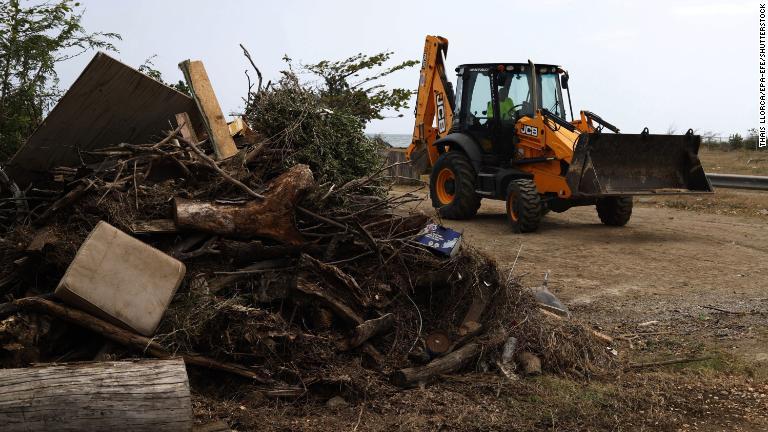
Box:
xmin=707 ymin=173 xmax=768 ymax=191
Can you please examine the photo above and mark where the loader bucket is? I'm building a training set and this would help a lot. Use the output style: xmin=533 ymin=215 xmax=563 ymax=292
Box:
xmin=565 ymin=132 xmax=713 ymax=197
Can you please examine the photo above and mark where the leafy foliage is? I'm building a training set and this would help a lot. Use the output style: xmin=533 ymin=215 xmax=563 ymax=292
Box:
xmin=244 ymin=51 xmax=415 ymax=185
xmin=727 ymin=133 xmax=744 ymax=151
xmin=245 ymin=71 xmax=385 ymax=185
xmin=742 ymin=128 xmax=759 ymax=150
xmin=303 ymin=51 xmax=418 ymax=124
xmin=137 ymin=55 xmax=190 ymax=96
xmin=0 ymin=0 xmax=120 ymax=160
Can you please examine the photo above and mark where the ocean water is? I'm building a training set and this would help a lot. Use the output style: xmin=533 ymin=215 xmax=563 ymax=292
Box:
xmin=368 ymin=133 xmax=411 ymax=148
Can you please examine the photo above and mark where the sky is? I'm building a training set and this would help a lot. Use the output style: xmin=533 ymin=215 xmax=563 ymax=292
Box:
xmin=55 ymin=0 xmax=755 ymax=137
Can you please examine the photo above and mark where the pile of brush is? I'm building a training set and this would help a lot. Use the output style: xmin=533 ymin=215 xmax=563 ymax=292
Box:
xmin=0 ymin=79 xmax=613 ymax=403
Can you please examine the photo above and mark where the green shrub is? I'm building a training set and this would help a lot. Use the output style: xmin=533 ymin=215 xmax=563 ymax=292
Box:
xmin=245 ymin=73 xmax=385 ymax=185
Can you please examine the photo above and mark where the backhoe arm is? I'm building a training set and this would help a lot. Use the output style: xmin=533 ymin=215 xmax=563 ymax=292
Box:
xmin=406 ymin=35 xmax=454 ymax=174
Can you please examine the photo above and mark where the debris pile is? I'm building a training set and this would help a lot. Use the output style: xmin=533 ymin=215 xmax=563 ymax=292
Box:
xmin=0 ymin=52 xmax=613 ymax=429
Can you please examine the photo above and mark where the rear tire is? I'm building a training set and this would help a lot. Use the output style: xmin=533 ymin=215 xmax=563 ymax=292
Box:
xmin=429 ymin=152 xmax=481 ymax=219
xmin=505 ymin=179 xmax=542 ymax=233
xmin=596 ymin=196 xmax=633 ymax=226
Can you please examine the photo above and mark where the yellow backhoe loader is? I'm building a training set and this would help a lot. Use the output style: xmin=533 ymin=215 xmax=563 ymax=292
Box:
xmin=407 ymin=35 xmax=712 ymax=232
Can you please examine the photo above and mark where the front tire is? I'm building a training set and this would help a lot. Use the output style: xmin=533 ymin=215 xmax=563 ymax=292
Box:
xmin=505 ymin=179 xmax=542 ymax=233
xmin=596 ymin=196 xmax=633 ymax=226
xmin=429 ymin=152 xmax=481 ymax=219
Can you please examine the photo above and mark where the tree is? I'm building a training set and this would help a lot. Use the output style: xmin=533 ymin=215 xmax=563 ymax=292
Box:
xmin=743 ymin=128 xmax=758 ymax=150
xmin=727 ymin=133 xmax=743 ymax=151
xmin=137 ymin=55 xmax=190 ymax=96
xmin=0 ymin=0 xmax=120 ymax=159
xmin=303 ymin=52 xmax=418 ymax=124
xmin=243 ymin=49 xmax=418 ymax=185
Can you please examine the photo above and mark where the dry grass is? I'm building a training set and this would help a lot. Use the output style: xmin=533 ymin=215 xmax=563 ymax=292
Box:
xmin=699 ymin=147 xmax=768 ymax=176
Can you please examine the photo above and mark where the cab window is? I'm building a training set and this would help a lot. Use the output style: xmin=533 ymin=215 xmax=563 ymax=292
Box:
xmin=465 ymin=71 xmax=492 ymax=125
xmin=540 ymin=73 xmax=565 ymax=118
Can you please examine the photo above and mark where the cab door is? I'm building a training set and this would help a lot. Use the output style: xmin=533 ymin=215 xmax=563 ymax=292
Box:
xmin=460 ymin=68 xmax=495 ymax=153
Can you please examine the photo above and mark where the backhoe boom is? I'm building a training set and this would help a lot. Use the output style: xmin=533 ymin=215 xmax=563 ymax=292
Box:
xmin=406 ymin=35 xmax=454 ymax=174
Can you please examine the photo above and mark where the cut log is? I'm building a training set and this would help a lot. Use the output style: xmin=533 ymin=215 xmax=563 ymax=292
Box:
xmin=0 ymin=359 xmax=192 ymax=432
xmin=12 ymin=297 xmax=271 ymax=383
xmin=173 ymin=164 xmax=314 ymax=244
xmin=178 ymin=60 xmax=237 ymax=160
xmin=393 ymin=342 xmax=480 ymax=387
xmin=336 ymin=313 xmax=394 ymax=351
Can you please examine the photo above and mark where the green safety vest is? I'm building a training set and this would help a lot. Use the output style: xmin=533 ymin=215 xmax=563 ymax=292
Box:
xmin=487 ymin=98 xmax=515 ymax=121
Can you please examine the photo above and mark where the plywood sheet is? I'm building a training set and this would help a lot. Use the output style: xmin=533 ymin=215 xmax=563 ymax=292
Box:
xmin=7 ymin=52 xmax=203 ymax=185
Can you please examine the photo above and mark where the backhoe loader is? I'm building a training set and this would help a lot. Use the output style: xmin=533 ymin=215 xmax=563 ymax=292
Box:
xmin=406 ymin=35 xmax=712 ymax=233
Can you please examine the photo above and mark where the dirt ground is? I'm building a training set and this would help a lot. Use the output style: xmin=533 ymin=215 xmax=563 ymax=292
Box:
xmin=198 ymin=185 xmax=767 ymax=432
xmin=376 ymin=183 xmax=768 ymax=431
xmin=221 ymin=150 xmax=768 ymax=431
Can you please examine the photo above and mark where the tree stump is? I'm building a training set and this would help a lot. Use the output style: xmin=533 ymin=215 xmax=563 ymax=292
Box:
xmin=173 ymin=164 xmax=314 ymax=244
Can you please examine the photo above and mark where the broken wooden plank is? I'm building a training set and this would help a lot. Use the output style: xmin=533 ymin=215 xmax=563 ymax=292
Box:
xmin=179 ymin=60 xmax=238 ymax=160
xmin=0 ymin=359 xmax=192 ymax=432
xmin=176 ymin=112 xmax=200 ymax=144
xmin=130 ymin=218 xmax=178 ymax=234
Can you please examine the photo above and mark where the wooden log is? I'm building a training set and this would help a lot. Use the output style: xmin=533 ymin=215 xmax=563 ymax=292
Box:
xmin=178 ymin=60 xmax=237 ymax=160
xmin=0 ymin=359 xmax=192 ymax=432
xmin=173 ymin=164 xmax=313 ymax=244
xmin=12 ymin=297 xmax=271 ymax=383
xmin=336 ymin=313 xmax=394 ymax=351
xmin=393 ymin=342 xmax=480 ymax=387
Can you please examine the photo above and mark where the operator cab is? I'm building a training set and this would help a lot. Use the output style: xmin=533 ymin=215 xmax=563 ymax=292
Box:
xmin=452 ymin=63 xmax=569 ymax=163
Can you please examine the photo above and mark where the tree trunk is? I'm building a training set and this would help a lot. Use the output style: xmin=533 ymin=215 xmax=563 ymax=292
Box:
xmin=0 ymin=359 xmax=192 ymax=432
xmin=173 ymin=164 xmax=314 ymax=245
xmin=393 ymin=342 xmax=480 ymax=387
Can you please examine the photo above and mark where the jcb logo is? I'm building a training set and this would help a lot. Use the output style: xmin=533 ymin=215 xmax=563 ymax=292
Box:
xmin=436 ymin=93 xmax=446 ymax=134
xmin=520 ymin=125 xmax=538 ymax=137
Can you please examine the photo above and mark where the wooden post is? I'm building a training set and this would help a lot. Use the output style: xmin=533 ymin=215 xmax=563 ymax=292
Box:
xmin=0 ymin=359 xmax=192 ymax=432
xmin=178 ymin=60 xmax=238 ymax=160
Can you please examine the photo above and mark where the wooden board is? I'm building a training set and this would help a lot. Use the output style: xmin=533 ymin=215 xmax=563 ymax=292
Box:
xmin=179 ymin=60 xmax=238 ymax=160
xmin=0 ymin=359 xmax=192 ymax=432
xmin=6 ymin=52 xmax=204 ymax=186
xmin=176 ymin=112 xmax=200 ymax=144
